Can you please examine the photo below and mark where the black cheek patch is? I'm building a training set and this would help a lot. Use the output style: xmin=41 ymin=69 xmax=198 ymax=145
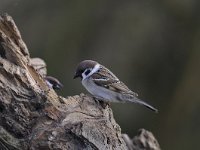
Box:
xmin=85 ymin=70 xmax=91 ymax=76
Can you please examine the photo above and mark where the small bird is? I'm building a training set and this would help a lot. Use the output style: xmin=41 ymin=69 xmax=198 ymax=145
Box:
xmin=73 ymin=60 xmax=157 ymax=112
xmin=45 ymin=76 xmax=63 ymax=90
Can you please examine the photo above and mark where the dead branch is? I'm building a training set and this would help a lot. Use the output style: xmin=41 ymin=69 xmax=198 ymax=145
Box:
xmin=0 ymin=14 xmax=160 ymax=150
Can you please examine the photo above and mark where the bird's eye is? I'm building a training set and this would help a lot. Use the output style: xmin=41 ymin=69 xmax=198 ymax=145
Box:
xmin=85 ymin=69 xmax=91 ymax=76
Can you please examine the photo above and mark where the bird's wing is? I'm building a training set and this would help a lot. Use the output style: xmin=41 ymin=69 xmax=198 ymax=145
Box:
xmin=91 ymin=66 xmax=138 ymax=96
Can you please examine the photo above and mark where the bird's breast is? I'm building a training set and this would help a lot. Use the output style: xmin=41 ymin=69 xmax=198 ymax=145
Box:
xmin=81 ymin=78 xmax=119 ymax=102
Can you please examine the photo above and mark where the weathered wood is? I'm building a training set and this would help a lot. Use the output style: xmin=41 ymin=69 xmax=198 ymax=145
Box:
xmin=0 ymin=14 xmax=160 ymax=150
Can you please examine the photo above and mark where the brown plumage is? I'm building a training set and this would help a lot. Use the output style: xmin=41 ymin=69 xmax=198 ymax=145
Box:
xmin=91 ymin=66 xmax=138 ymax=97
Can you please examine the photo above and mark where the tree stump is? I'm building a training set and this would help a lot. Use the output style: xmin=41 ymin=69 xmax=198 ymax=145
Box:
xmin=0 ymin=14 xmax=160 ymax=150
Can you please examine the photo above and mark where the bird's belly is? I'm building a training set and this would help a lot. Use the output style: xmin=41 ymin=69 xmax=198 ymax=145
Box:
xmin=82 ymin=79 xmax=119 ymax=102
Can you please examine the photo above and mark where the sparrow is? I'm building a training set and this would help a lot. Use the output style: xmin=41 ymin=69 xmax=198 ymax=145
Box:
xmin=73 ymin=60 xmax=157 ymax=112
xmin=45 ymin=76 xmax=63 ymax=90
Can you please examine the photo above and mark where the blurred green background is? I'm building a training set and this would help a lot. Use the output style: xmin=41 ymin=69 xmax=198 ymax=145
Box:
xmin=1 ymin=0 xmax=200 ymax=149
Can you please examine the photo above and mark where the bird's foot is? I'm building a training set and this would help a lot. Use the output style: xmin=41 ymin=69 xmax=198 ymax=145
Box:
xmin=99 ymin=100 xmax=110 ymax=109
xmin=92 ymin=96 xmax=110 ymax=109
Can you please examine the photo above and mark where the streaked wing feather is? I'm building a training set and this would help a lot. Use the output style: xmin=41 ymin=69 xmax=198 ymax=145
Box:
xmin=109 ymin=81 xmax=138 ymax=96
xmin=91 ymin=66 xmax=138 ymax=96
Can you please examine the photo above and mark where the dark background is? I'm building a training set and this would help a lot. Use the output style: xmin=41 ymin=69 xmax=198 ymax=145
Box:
xmin=1 ymin=0 xmax=200 ymax=149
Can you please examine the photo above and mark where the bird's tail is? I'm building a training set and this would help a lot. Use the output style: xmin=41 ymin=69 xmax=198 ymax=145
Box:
xmin=127 ymin=96 xmax=158 ymax=112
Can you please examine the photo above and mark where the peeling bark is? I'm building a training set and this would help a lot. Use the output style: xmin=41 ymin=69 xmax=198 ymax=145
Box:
xmin=0 ymin=14 xmax=160 ymax=150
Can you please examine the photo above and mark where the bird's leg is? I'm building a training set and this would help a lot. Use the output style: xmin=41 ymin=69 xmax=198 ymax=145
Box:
xmin=99 ymin=100 xmax=110 ymax=109
xmin=92 ymin=96 xmax=110 ymax=109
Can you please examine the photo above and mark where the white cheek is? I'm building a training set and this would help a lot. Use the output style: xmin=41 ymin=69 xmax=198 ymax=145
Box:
xmin=82 ymin=64 xmax=100 ymax=80
xmin=82 ymin=72 xmax=87 ymax=80
xmin=46 ymin=80 xmax=53 ymax=88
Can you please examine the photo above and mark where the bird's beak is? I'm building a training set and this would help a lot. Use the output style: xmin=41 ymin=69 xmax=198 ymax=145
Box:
xmin=55 ymin=82 xmax=64 ymax=89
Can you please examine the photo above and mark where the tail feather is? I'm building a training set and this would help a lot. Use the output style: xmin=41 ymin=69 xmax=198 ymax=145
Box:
xmin=128 ymin=97 xmax=158 ymax=112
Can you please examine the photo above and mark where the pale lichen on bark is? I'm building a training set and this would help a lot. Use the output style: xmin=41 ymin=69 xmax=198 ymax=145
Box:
xmin=0 ymin=14 xmax=160 ymax=150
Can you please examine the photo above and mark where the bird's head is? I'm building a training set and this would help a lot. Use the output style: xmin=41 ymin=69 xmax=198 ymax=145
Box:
xmin=73 ymin=60 xmax=99 ymax=80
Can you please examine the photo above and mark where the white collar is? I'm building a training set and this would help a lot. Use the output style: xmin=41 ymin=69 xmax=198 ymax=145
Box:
xmin=82 ymin=64 xmax=100 ymax=80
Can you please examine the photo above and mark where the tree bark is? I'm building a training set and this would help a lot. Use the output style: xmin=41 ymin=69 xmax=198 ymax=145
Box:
xmin=0 ymin=14 xmax=160 ymax=150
